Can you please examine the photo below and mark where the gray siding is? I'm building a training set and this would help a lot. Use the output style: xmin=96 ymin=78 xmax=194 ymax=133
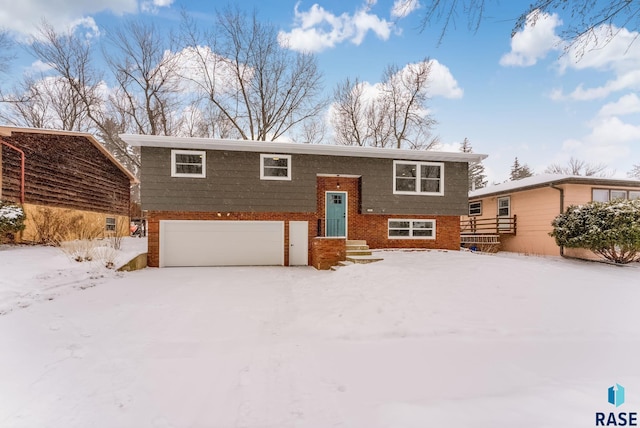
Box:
xmin=141 ymin=147 xmax=469 ymax=215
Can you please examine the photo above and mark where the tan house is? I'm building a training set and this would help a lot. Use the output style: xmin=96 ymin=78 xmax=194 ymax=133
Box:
xmin=461 ymin=174 xmax=640 ymax=258
xmin=1 ymin=126 xmax=137 ymax=242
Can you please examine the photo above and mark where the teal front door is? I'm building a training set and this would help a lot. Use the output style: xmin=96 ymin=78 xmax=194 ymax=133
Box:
xmin=326 ymin=192 xmax=346 ymax=237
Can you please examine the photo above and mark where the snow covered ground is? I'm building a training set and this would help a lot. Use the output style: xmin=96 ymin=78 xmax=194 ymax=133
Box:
xmin=1 ymin=242 xmax=639 ymax=427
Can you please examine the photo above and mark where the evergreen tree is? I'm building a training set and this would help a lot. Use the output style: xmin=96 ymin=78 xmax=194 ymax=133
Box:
xmin=460 ymin=138 xmax=487 ymax=191
xmin=509 ymin=157 xmax=534 ymax=181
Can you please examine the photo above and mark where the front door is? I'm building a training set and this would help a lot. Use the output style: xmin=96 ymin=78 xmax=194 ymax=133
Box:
xmin=325 ymin=192 xmax=347 ymax=237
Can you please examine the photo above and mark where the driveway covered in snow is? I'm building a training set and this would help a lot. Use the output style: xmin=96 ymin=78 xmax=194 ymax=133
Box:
xmin=1 ymin=246 xmax=639 ymax=427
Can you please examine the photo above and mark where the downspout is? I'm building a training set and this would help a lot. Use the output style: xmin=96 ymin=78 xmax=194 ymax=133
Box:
xmin=550 ymin=183 xmax=564 ymax=257
xmin=0 ymin=138 xmax=26 ymax=204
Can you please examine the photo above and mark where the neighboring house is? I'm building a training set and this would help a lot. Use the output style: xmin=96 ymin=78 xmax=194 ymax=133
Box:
xmin=120 ymin=134 xmax=486 ymax=268
xmin=462 ymin=174 xmax=640 ymax=258
xmin=0 ymin=126 xmax=137 ymax=242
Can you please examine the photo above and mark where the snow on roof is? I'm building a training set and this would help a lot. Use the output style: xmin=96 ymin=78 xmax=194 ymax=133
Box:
xmin=469 ymin=174 xmax=640 ymax=198
xmin=120 ymin=134 xmax=487 ymax=164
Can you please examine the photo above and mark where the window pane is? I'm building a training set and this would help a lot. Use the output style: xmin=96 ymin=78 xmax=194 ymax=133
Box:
xmin=421 ymin=179 xmax=440 ymax=193
xmin=469 ymin=202 xmax=481 ymax=215
xmin=396 ymin=163 xmax=417 ymax=178
xmin=421 ymin=165 xmax=441 ymax=179
xmin=413 ymin=229 xmax=433 ymax=237
xmin=396 ymin=178 xmax=416 ymax=192
xmin=175 ymin=154 xmax=202 ymax=164
xmin=629 ymin=191 xmax=640 ymax=200
xmin=263 ymin=157 xmax=288 ymax=168
xmin=176 ymin=164 xmax=203 ymax=174
xmin=263 ymin=167 xmax=289 ymax=177
xmin=412 ymin=221 xmax=433 ymax=229
xmin=610 ymin=190 xmax=627 ymax=200
xmin=592 ymin=189 xmax=609 ymax=202
xmin=389 ymin=221 xmax=410 ymax=228
xmin=389 ymin=229 xmax=410 ymax=237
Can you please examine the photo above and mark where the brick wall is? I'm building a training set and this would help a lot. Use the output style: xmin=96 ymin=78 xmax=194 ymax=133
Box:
xmin=310 ymin=237 xmax=346 ymax=270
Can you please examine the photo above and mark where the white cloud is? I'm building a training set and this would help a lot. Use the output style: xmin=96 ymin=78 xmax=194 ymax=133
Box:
xmin=554 ymin=94 xmax=640 ymax=170
xmin=500 ymin=11 xmax=563 ymax=67
xmin=597 ymin=93 xmax=640 ymax=117
xmin=278 ymin=2 xmax=392 ymax=52
xmin=391 ymin=0 xmax=420 ymax=19
xmin=0 ymin=0 xmax=171 ymax=37
xmin=552 ymin=25 xmax=640 ymax=101
xmin=428 ymin=59 xmax=463 ymax=99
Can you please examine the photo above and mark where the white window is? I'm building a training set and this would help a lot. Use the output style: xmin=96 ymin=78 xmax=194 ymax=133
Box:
xmin=260 ymin=154 xmax=291 ymax=180
xmin=393 ymin=161 xmax=444 ymax=195
xmin=388 ymin=219 xmax=436 ymax=239
xmin=498 ymin=197 xmax=510 ymax=217
xmin=105 ymin=217 xmax=116 ymax=232
xmin=592 ymin=189 xmax=635 ymax=202
xmin=171 ymin=150 xmax=206 ymax=178
xmin=468 ymin=201 xmax=482 ymax=216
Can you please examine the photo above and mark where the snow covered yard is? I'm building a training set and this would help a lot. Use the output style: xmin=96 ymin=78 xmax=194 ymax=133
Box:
xmin=0 ymin=246 xmax=639 ymax=428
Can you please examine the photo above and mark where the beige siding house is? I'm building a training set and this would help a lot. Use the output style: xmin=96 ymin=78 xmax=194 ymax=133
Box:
xmin=462 ymin=174 xmax=640 ymax=258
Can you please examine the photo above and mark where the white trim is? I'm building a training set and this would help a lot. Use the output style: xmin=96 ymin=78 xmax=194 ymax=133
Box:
xmin=388 ymin=219 xmax=436 ymax=240
xmin=121 ymin=133 xmax=487 ymax=163
xmin=468 ymin=201 xmax=482 ymax=216
xmin=325 ymin=191 xmax=348 ymax=238
xmin=393 ymin=160 xmax=444 ymax=196
xmin=260 ymin=154 xmax=291 ymax=180
xmin=171 ymin=149 xmax=206 ymax=178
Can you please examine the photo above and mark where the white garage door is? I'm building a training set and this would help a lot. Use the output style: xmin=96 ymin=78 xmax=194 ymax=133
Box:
xmin=160 ymin=220 xmax=284 ymax=267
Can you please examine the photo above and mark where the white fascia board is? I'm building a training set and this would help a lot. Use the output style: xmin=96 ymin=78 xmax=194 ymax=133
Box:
xmin=120 ymin=134 xmax=488 ymax=164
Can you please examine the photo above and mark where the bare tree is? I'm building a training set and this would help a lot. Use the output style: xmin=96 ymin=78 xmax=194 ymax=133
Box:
xmin=331 ymin=77 xmax=368 ymax=146
xmin=414 ymin=0 xmax=640 ymax=49
xmin=382 ymin=61 xmax=438 ymax=149
xmin=628 ymin=164 xmax=640 ymax=179
xmin=28 ymin=21 xmax=140 ymax=170
xmin=545 ymin=157 xmax=612 ymax=177
xmin=0 ymin=75 xmax=91 ymax=130
xmin=0 ymin=29 xmax=14 ymax=74
xmin=179 ymin=7 xmax=326 ymax=141
xmin=103 ymin=20 xmax=182 ymax=136
xmin=330 ymin=59 xmax=438 ymax=149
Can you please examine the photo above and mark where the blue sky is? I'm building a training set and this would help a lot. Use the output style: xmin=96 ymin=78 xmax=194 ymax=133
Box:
xmin=1 ymin=0 xmax=639 ymax=183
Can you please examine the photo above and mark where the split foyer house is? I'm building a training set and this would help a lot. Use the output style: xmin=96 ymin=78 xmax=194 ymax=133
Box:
xmin=462 ymin=174 xmax=640 ymax=258
xmin=1 ymin=126 xmax=137 ymax=241
xmin=120 ymin=134 xmax=487 ymax=268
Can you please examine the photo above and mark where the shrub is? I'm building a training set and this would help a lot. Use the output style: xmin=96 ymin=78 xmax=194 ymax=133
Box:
xmin=551 ymin=199 xmax=640 ymax=264
xmin=30 ymin=207 xmax=105 ymax=245
xmin=0 ymin=201 xmax=26 ymax=243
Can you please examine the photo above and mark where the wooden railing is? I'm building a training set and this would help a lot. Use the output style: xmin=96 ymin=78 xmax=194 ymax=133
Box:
xmin=460 ymin=215 xmax=517 ymax=235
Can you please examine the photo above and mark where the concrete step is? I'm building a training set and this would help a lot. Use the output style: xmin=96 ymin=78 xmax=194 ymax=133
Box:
xmin=330 ymin=260 xmax=355 ymax=271
xmin=346 ymin=255 xmax=384 ymax=264
xmin=346 ymin=240 xmax=367 ymax=246
xmin=346 ymin=249 xmax=373 ymax=256
xmin=346 ymin=244 xmax=370 ymax=251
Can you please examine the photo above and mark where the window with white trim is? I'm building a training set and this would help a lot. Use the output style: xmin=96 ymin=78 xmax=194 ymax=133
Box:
xmin=393 ymin=161 xmax=443 ymax=195
xmin=388 ymin=219 xmax=436 ymax=239
xmin=592 ymin=188 xmax=638 ymax=202
xmin=171 ymin=150 xmax=206 ymax=178
xmin=468 ymin=201 xmax=482 ymax=216
xmin=260 ymin=154 xmax=291 ymax=180
xmin=105 ymin=217 xmax=116 ymax=232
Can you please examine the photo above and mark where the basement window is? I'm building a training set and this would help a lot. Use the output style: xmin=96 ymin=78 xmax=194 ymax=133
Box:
xmin=105 ymin=217 xmax=116 ymax=232
xmin=171 ymin=150 xmax=206 ymax=178
xmin=261 ymin=154 xmax=291 ymax=180
xmin=388 ymin=219 xmax=436 ymax=239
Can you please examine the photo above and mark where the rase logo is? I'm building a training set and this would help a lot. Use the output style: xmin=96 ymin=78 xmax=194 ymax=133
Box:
xmin=596 ymin=384 xmax=637 ymax=426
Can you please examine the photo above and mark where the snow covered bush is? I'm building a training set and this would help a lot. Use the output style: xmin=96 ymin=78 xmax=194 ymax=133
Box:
xmin=550 ymin=199 xmax=640 ymax=264
xmin=0 ymin=201 xmax=26 ymax=242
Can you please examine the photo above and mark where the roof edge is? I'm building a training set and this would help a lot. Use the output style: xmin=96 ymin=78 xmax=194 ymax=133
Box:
xmin=120 ymin=134 xmax=488 ymax=163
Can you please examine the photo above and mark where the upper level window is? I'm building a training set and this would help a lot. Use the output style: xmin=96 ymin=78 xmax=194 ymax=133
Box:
xmin=171 ymin=150 xmax=206 ymax=178
xmin=261 ymin=154 xmax=291 ymax=180
xmin=393 ymin=161 xmax=444 ymax=195
xmin=468 ymin=201 xmax=482 ymax=216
